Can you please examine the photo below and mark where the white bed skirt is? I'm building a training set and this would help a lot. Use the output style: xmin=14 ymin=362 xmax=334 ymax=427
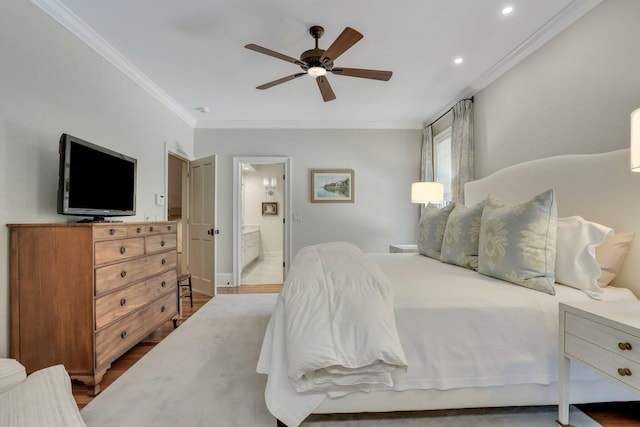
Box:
xmin=314 ymin=378 xmax=638 ymax=414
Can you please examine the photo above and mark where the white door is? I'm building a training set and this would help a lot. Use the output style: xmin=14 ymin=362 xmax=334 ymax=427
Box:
xmin=189 ymin=156 xmax=216 ymax=295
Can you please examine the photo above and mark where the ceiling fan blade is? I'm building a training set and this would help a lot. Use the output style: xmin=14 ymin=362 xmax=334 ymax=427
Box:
xmin=316 ymin=76 xmax=336 ymax=102
xmin=245 ymin=44 xmax=306 ymax=67
xmin=319 ymin=27 xmax=363 ymax=64
xmin=256 ymin=73 xmax=306 ymax=90
xmin=331 ymin=67 xmax=393 ymax=81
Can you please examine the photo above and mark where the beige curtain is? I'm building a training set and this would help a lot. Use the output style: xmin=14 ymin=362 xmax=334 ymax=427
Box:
xmin=421 ymin=125 xmax=434 ymax=182
xmin=451 ymin=99 xmax=474 ymax=204
xmin=419 ymin=125 xmax=434 ymax=215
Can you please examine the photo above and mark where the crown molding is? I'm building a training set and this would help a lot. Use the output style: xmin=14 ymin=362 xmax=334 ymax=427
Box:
xmin=195 ymin=120 xmax=423 ymax=130
xmin=425 ymin=0 xmax=602 ymax=126
xmin=31 ymin=0 xmax=600 ymax=131
xmin=31 ymin=0 xmax=197 ymax=127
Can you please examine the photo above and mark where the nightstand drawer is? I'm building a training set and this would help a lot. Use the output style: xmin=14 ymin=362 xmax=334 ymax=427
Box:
xmin=565 ymin=312 xmax=640 ymax=364
xmin=565 ymin=333 xmax=640 ymax=392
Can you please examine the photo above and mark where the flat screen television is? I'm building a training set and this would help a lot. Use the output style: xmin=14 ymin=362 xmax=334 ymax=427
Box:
xmin=57 ymin=133 xmax=137 ymax=222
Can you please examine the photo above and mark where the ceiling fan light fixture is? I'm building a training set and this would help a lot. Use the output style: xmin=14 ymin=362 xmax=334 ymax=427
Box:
xmin=307 ymin=66 xmax=327 ymax=77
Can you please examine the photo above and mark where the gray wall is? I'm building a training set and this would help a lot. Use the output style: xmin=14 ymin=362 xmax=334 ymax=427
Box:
xmin=194 ymin=128 xmax=422 ymax=278
xmin=0 ymin=0 xmax=194 ymax=357
xmin=474 ymin=0 xmax=640 ymax=178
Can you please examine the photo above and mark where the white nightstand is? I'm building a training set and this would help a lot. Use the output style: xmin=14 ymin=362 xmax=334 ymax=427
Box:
xmin=389 ymin=244 xmax=418 ymax=253
xmin=558 ymin=300 xmax=640 ymax=426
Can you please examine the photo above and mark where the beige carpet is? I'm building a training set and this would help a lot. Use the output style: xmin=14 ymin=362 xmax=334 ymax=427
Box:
xmin=81 ymin=294 xmax=599 ymax=427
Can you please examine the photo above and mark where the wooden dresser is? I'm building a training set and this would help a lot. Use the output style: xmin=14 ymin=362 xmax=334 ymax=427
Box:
xmin=8 ymin=221 xmax=179 ymax=395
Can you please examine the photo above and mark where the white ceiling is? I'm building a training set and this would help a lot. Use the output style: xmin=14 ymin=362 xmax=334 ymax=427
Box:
xmin=35 ymin=0 xmax=600 ymax=129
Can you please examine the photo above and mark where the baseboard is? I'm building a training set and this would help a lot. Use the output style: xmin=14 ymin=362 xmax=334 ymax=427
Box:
xmin=262 ymin=251 xmax=283 ymax=261
xmin=216 ymin=272 xmax=234 ymax=287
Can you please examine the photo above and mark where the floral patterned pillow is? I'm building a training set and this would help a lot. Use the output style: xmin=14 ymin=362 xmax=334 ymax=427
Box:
xmin=417 ymin=203 xmax=456 ymax=259
xmin=440 ymin=200 xmax=486 ymax=270
xmin=478 ymin=189 xmax=557 ymax=295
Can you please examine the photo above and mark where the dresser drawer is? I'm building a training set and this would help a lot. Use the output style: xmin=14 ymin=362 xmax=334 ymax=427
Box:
xmin=126 ymin=225 xmax=147 ymax=236
xmin=95 ymin=292 xmax=177 ymax=369
xmin=565 ymin=312 xmax=640 ymax=364
xmin=146 ymin=233 xmax=177 ymax=254
xmin=95 ymin=269 xmax=177 ymax=329
xmin=94 ymin=225 xmax=127 ymax=240
xmin=95 ymin=251 xmax=177 ymax=296
xmin=161 ymin=224 xmax=176 ymax=233
xmin=94 ymin=237 xmax=145 ymax=265
xmin=565 ymin=333 xmax=640 ymax=392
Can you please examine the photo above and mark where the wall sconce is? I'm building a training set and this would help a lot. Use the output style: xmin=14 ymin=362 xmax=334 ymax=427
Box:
xmin=264 ymin=177 xmax=277 ymax=198
xmin=631 ymin=108 xmax=640 ymax=172
xmin=411 ymin=182 xmax=444 ymax=205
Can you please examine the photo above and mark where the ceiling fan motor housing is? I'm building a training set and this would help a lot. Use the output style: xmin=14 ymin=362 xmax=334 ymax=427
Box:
xmin=300 ymin=48 xmax=333 ymax=71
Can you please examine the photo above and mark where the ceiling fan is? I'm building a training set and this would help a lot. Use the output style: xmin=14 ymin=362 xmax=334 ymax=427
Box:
xmin=245 ymin=26 xmax=392 ymax=102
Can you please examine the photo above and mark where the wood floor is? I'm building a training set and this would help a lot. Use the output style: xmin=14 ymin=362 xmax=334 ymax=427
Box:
xmin=73 ymin=284 xmax=640 ymax=426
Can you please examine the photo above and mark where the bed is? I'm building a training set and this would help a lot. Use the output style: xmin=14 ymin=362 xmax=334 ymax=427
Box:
xmin=256 ymin=149 xmax=640 ymax=427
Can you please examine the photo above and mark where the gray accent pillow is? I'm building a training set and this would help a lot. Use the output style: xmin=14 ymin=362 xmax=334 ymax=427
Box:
xmin=440 ymin=200 xmax=486 ymax=270
xmin=417 ymin=203 xmax=456 ymax=259
xmin=478 ymin=189 xmax=557 ymax=295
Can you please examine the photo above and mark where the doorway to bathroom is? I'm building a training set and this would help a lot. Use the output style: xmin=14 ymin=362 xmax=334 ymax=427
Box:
xmin=232 ymin=157 xmax=292 ymax=287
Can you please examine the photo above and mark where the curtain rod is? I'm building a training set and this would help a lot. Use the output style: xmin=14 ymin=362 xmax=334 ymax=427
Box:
xmin=426 ymin=97 xmax=474 ymax=128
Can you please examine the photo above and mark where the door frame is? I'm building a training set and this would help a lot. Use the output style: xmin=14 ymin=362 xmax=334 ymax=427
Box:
xmin=233 ymin=156 xmax=292 ymax=287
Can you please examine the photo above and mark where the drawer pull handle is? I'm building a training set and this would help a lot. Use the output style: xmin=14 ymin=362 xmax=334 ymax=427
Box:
xmin=120 ymin=271 xmax=127 ymax=278
xmin=161 ymin=259 xmax=166 ymax=265
xmin=168 ymin=226 xmax=172 ymax=231
xmin=120 ymin=298 xmax=127 ymax=306
xmin=136 ymin=227 xmax=142 ymax=233
xmin=161 ymin=306 xmax=166 ymax=313
xmin=618 ymin=368 xmax=632 ymax=376
xmin=161 ymin=240 xmax=166 ymax=247
xmin=120 ymin=331 xmax=127 ymax=339
xmin=618 ymin=342 xmax=633 ymax=351
xmin=109 ymin=229 xmax=116 ymax=235
xmin=120 ymin=246 xmax=126 ymax=254
xmin=150 ymin=226 xmax=154 ymax=232
xmin=161 ymin=281 xmax=166 ymax=287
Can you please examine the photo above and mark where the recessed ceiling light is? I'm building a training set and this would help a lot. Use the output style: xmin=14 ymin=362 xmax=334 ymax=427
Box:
xmin=195 ymin=106 xmax=210 ymax=113
xmin=454 ymin=57 xmax=464 ymax=65
xmin=502 ymin=6 xmax=513 ymax=15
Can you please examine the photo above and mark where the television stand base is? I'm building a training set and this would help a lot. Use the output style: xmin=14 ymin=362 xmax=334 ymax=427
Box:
xmin=77 ymin=216 xmax=123 ymax=223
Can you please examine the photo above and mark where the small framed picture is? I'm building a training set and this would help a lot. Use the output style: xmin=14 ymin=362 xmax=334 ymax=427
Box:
xmin=262 ymin=202 xmax=278 ymax=216
xmin=310 ymin=169 xmax=355 ymax=203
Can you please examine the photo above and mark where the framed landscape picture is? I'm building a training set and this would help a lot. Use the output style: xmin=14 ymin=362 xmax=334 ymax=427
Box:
xmin=310 ymin=169 xmax=355 ymax=203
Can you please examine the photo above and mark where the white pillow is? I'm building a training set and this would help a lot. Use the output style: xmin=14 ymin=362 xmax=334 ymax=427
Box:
xmin=596 ymin=231 xmax=635 ymax=286
xmin=555 ymin=216 xmax=612 ymax=298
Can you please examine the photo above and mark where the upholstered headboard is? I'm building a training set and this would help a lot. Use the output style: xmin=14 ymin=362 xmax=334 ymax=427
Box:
xmin=465 ymin=149 xmax=640 ymax=296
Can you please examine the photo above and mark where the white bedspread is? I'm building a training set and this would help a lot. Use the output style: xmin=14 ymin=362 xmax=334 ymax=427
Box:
xmin=280 ymin=242 xmax=407 ymax=393
xmin=257 ymin=253 xmax=637 ymax=427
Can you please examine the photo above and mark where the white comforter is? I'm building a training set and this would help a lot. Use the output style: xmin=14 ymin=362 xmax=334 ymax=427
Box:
xmin=257 ymin=252 xmax=638 ymax=427
xmin=280 ymin=242 xmax=407 ymax=393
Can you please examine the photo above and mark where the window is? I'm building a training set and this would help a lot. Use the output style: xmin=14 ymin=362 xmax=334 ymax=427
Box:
xmin=434 ymin=127 xmax=452 ymax=204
